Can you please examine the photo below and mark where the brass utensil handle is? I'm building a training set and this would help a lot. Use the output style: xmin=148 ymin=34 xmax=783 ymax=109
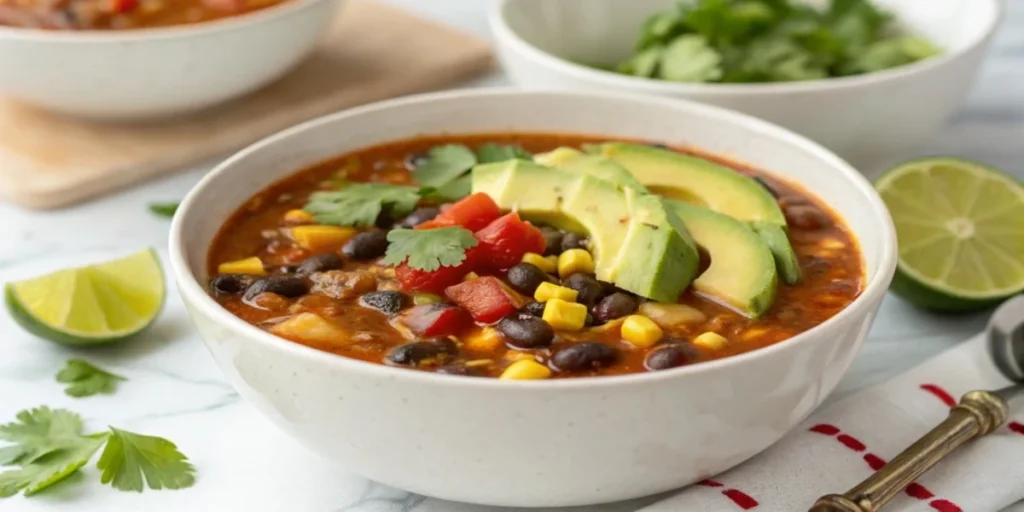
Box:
xmin=809 ymin=390 xmax=1008 ymax=512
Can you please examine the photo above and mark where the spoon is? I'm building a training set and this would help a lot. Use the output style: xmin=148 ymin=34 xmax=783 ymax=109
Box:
xmin=809 ymin=294 xmax=1024 ymax=512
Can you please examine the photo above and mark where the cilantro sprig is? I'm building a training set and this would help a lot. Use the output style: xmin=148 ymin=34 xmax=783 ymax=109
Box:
xmin=610 ymin=0 xmax=940 ymax=83
xmin=56 ymin=359 xmax=126 ymax=398
xmin=381 ymin=228 xmax=478 ymax=271
xmin=147 ymin=201 xmax=179 ymax=218
xmin=304 ymin=183 xmax=421 ymax=227
xmin=412 ymin=143 xmax=531 ymax=199
xmin=0 ymin=407 xmax=195 ymax=498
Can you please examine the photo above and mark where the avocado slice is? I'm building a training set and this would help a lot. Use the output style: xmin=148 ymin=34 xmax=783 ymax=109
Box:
xmin=471 ymin=160 xmax=698 ymax=302
xmin=666 ymin=201 xmax=777 ymax=317
xmin=592 ymin=143 xmax=801 ymax=285
xmin=542 ymin=148 xmax=778 ymax=317
xmin=534 ymin=148 xmax=650 ymax=192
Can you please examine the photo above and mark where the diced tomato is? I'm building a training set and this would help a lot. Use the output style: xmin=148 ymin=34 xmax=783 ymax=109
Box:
xmin=415 ymin=193 xmax=501 ymax=232
xmin=111 ymin=0 xmax=138 ymax=13
xmin=395 ymin=246 xmax=481 ymax=294
xmin=444 ymin=276 xmax=525 ymax=324
xmin=473 ymin=212 xmax=547 ymax=271
xmin=397 ymin=304 xmax=472 ymax=337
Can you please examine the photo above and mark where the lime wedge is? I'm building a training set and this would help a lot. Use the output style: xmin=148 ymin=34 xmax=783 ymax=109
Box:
xmin=876 ymin=158 xmax=1024 ymax=311
xmin=4 ymin=249 xmax=165 ymax=345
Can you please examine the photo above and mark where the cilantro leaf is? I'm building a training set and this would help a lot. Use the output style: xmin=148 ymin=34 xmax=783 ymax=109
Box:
xmin=380 ymin=228 xmax=478 ymax=271
xmin=617 ymin=46 xmax=664 ymax=77
xmin=304 ymin=183 xmax=421 ymax=227
xmin=148 ymin=202 xmax=179 ymax=218
xmin=97 ymin=428 xmax=195 ymax=492
xmin=0 ymin=407 xmax=86 ymax=465
xmin=56 ymin=359 xmax=126 ymax=398
xmin=0 ymin=446 xmax=24 ymax=466
xmin=659 ymin=35 xmax=724 ymax=82
xmin=421 ymin=175 xmax=473 ymax=203
xmin=475 ymin=144 xmax=532 ymax=164
xmin=0 ymin=435 xmax=105 ymax=497
xmin=412 ymin=145 xmax=477 ymax=188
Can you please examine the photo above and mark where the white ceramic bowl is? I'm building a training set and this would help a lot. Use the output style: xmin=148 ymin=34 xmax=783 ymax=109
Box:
xmin=169 ymin=89 xmax=897 ymax=507
xmin=0 ymin=0 xmax=342 ymax=120
xmin=491 ymin=0 xmax=1005 ymax=171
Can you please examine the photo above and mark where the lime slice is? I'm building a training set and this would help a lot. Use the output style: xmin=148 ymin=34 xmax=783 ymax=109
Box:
xmin=4 ymin=249 xmax=165 ymax=345
xmin=876 ymin=158 xmax=1024 ymax=311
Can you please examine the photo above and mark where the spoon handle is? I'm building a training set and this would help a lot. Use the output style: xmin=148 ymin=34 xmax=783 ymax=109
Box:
xmin=808 ymin=390 xmax=1008 ymax=512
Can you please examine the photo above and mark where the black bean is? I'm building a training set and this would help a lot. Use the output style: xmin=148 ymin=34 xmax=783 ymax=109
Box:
xmin=753 ymin=177 xmax=780 ymax=199
xmin=591 ymin=293 xmax=638 ymax=324
xmin=550 ymin=342 xmax=618 ymax=372
xmin=375 ymin=209 xmax=396 ymax=229
xmin=296 ymin=253 xmax=343 ymax=274
xmin=243 ymin=275 xmax=309 ymax=300
xmin=497 ymin=312 xmax=555 ymax=349
xmin=404 ymin=152 xmax=430 ymax=170
xmin=360 ymin=290 xmax=408 ymax=315
xmin=506 ymin=263 xmax=548 ymax=295
xmin=645 ymin=344 xmax=695 ymax=371
xmin=277 ymin=265 xmax=300 ymax=274
xmin=399 ymin=207 xmax=441 ymax=228
xmin=561 ymin=232 xmax=588 ymax=252
xmin=541 ymin=227 xmax=564 ymax=256
xmin=784 ymin=203 xmax=832 ymax=230
xmin=519 ymin=301 xmax=546 ymax=317
xmin=342 ymin=231 xmax=389 ymax=260
xmin=436 ymin=363 xmax=483 ymax=377
xmin=210 ymin=274 xmax=251 ymax=295
xmin=564 ymin=273 xmax=603 ymax=306
xmin=386 ymin=340 xmax=457 ymax=366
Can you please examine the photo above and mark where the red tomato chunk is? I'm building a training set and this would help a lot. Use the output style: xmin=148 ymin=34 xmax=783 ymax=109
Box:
xmin=445 ymin=276 xmax=524 ymax=324
xmin=473 ymin=212 xmax=546 ymax=271
xmin=397 ymin=304 xmax=472 ymax=337
xmin=415 ymin=193 xmax=501 ymax=232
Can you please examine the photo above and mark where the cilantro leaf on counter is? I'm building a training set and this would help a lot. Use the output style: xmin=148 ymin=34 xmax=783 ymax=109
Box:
xmin=659 ymin=35 xmax=724 ymax=82
xmin=148 ymin=202 xmax=179 ymax=218
xmin=97 ymin=428 xmax=195 ymax=492
xmin=304 ymin=183 xmax=422 ymax=227
xmin=56 ymin=359 xmax=126 ymax=398
xmin=381 ymin=227 xmax=478 ymax=271
xmin=0 ymin=407 xmax=196 ymax=498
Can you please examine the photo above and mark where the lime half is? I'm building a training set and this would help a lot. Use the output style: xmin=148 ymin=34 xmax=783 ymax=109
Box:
xmin=4 ymin=249 xmax=165 ymax=345
xmin=876 ymin=158 xmax=1024 ymax=311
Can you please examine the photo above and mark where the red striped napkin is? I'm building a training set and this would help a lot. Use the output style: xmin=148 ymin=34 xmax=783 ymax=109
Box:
xmin=640 ymin=330 xmax=1024 ymax=512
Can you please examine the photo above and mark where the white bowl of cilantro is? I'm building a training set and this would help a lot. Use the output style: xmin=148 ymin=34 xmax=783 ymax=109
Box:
xmin=491 ymin=0 xmax=1005 ymax=170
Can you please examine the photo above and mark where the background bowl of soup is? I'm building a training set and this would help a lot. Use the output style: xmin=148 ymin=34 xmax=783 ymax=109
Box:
xmin=169 ymin=89 xmax=897 ymax=507
xmin=490 ymin=0 xmax=1004 ymax=171
xmin=0 ymin=0 xmax=342 ymax=120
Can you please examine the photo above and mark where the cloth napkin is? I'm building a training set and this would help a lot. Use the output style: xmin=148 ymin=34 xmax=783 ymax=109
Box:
xmin=640 ymin=331 xmax=1024 ymax=512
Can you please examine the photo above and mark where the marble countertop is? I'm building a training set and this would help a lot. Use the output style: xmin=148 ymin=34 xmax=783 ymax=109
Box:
xmin=1 ymin=1 xmax=1022 ymax=511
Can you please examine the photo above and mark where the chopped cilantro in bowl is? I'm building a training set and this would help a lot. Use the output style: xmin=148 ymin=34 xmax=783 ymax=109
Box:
xmin=604 ymin=0 xmax=940 ymax=84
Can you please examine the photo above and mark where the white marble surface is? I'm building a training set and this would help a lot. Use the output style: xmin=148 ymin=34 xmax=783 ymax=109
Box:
xmin=0 ymin=1 xmax=1022 ymax=511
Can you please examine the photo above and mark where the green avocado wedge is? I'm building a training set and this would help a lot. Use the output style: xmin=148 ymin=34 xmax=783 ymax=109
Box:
xmin=543 ymin=147 xmax=778 ymax=317
xmin=666 ymin=201 xmax=777 ymax=317
xmin=591 ymin=143 xmax=801 ymax=285
xmin=471 ymin=159 xmax=698 ymax=302
xmin=534 ymin=148 xmax=650 ymax=192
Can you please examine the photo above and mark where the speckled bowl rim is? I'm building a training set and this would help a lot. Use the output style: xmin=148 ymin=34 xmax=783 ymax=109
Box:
xmin=490 ymin=0 xmax=1006 ymax=96
xmin=0 ymin=0 xmax=337 ymax=42
xmin=169 ymin=87 xmax=898 ymax=390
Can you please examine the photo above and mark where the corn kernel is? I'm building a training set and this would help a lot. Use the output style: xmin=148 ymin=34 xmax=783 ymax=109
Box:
xmin=542 ymin=299 xmax=588 ymax=331
xmin=545 ymin=255 xmax=559 ymax=269
xmin=284 ymin=209 xmax=313 ymax=224
xmin=621 ymin=315 xmax=663 ymax=349
xmin=557 ymin=249 xmax=596 ymax=277
xmin=499 ymin=359 xmax=552 ymax=380
xmin=217 ymin=256 xmax=265 ymax=275
xmin=534 ymin=282 xmax=578 ymax=303
xmin=291 ymin=225 xmax=357 ymax=252
xmin=464 ymin=327 xmax=504 ymax=351
xmin=739 ymin=327 xmax=770 ymax=342
xmin=505 ymin=350 xmax=536 ymax=362
xmin=462 ymin=271 xmax=480 ymax=282
xmin=521 ymin=253 xmax=556 ymax=273
xmin=693 ymin=332 xmax=729 ymax=350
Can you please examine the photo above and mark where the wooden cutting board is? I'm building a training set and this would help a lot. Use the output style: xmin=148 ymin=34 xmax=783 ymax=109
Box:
xmin=0 ymin=0 xmax=493 ymax=210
